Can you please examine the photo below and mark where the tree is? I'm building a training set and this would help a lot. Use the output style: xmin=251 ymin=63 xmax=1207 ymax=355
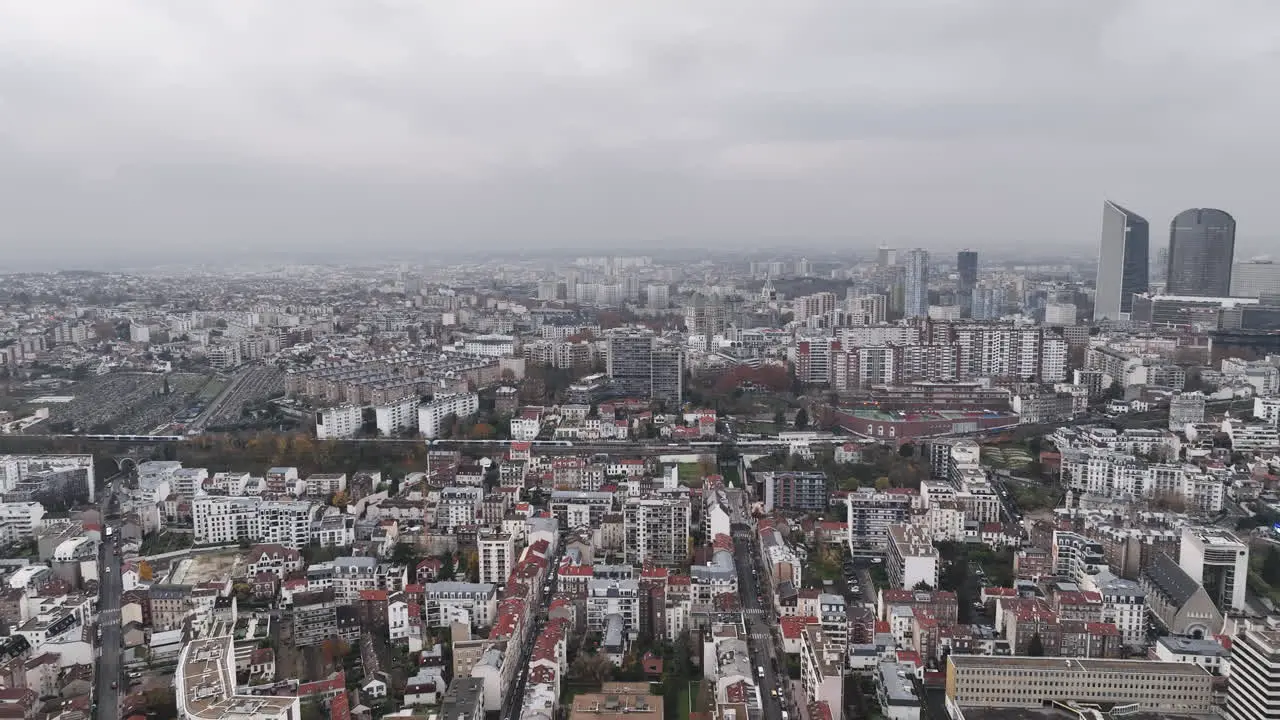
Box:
xmin=794 ymin=407 xmax=809 ymax=430
xmin=138 ymin=560 xmax=154 ymax=582
xmin=569 ymin=652 xmax=614 ymax=684
xmin=913 ymin=580 xmax=933 ymax=591
xmin=875 ymin=476 xmax=891 ymax=491
xmin=330 ymin=490 xmax=349 ymax=509
xmin=1264 ymin=548 xmax=1280 ymax=587
xmin=1027 ymin=633 xmax=1045 ymax=657
xmin=392 ymin=542 xmax=418 ymax=566
xmin=438 ymin=553 xmax=456 ymax=581
xmin=468 ymin=423 xmax=496 ymax=440
xmin=898 ymin=442 xmax=915 ymax=458
xmin=773 ymin=408 xmax=786 ymax=426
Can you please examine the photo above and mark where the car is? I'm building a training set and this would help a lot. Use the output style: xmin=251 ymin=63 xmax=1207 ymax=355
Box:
xmin=771 ymin=689 xmax=778 ymax=698
xmin=110 ymin=681 xmax=117 ymax=689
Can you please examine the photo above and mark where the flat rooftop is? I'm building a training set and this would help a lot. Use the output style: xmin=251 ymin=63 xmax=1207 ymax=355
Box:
xmin=179 ymin=636 xmax=296 ymax=719
xmin=949 ymin=656 xmax=1210 ymax=676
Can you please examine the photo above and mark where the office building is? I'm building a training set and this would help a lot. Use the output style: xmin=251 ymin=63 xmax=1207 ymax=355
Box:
xmin=1168 ymin=208 xmax=1236 ymax=297
xmin=945 ymin=656 xmax=1213 ymax=715
xmin=1094 ymin=200 xmax=1150 ymax=321
xmin=956 ymin=250 xmax=977 ymax=318
xmin=1232 ymin=260 xmax=1280 ymax=298
xmin=1228 ymin=627 xmax=1280 ymax=720
xmin=478 ymin=534 xmax=516 ymax=586
xmin=1179 ymin=527 xmax=1248 ymax=613
xmin=623 ymin=496 xmax=691 ymax=567
xmin=606 ymin=331 xmax=683 ymax=402
xmin=903 ymin=249 xmax=930 ymax=319
xmin=1090 ymin=197 xmax=1152 ymax=317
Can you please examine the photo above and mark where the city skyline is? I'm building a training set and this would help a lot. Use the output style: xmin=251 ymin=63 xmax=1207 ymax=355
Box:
xmin=3 ymin=2 xmax=1280 ymax=264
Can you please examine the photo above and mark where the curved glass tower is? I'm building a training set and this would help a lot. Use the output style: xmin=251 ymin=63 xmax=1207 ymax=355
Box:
xmin=1094 ymin=200 xmax=1149 ymax=321
xmin=1167 ymin=208 xmax=1235 ymax=297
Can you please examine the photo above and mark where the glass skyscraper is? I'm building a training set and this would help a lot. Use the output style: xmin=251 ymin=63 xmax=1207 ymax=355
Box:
xmin=1167 ymin=208 xmax=1236 ymax=297
xmin=957 ymin=250 xmax=978 ymax=318
xmin=1093 ymin=200 xmax=1149 ymax=321
xmin=903 ymin=249 xmax=930 ymax=319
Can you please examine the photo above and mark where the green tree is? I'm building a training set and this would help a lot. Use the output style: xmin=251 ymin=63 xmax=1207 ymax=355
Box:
xmin=773 ymin=408 xmax=786 ymax=426
xmin=1027 ymin=633 xmax=1045 ymax=657
xmin=794 ymin=407 xmax=809 ymax=430
xmin=875 ymin=476 xmax=891 ymax=491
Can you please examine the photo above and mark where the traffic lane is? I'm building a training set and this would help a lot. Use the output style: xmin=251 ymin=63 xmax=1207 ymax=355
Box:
xmin=96 ymin=537 xmax=123 ymax=720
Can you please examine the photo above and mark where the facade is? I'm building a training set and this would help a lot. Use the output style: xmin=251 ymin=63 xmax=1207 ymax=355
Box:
xmin=762 ymin=471 xmax=828 ymax=512
xmin=478 ymin=534 xmax=515 ymax=586
xmin=1140 ymin=552 xmax=1224 ymax=638
xmin=422 ymin=582 xmax=498 ymax=628
xmin=316 ymin=404 xmax=362 ymax=440
xmin=800 ymin=626 xmax=844 ymax=720
xmin=845 ymin=489 xmax=913 ymax=552
xmin=418 ymin=393 xmax=480 ymax=439
xmin=176 ymin=635 xmax=299 ymax=720
xmin=605 ymin=331 xmax=683 ymax=402
xmin=1231 ymin=260 xmax=1280 ymax=299
xmin=1169 ymin=391 xmax=1206 ymax=429
xmin=586 ymin=579 xmax=640 ymax=632
xmin=374 ymin=395 xmax=421 ymax=436
xmin=623 ymin=496 xmax=691 ymax=567
xmin=191 ymin=496 xmax=318 ymax=549
xmin=1094 ymin=200 xmax=1149 ymax=321
xmin=903 ymin=250 xmax=930 ymax=319
xmin=1168 ymin=208 xmax=1236 ymax=297
xmin=945 ymin=656 xmax=1213 ymax=715
xmin=1228 ymin=628 xmax=1280 ymax=720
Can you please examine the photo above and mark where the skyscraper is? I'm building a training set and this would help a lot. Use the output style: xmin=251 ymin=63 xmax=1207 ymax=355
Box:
xmin=903 ymin=249 xmax=929 ymax=319
xmin=956 ymin=250 xmax=978 ymax=318
xmin=1167 ymin=208 xmax=1236 ymax=297
xmin=1094 ymin=200 xmax=1150 ymax=321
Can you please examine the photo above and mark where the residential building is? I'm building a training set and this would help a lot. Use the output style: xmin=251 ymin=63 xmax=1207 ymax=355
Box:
xmin=886 ymin=525 xmax=938 ymax=590
xmin=957 ymin=250 xmax=977 ymax=319
xmin=903 ymin=250 xmax=929 ymax=319
xmin=316 ymin=404 xmax=362 ymax=440
xmin=800 ymin=626 xmax=844 ymax=720
xmin=374 ymin=395 xmax=421 ymax=436
xmin=1228 ymin=628 xmax=1280 ymax=720
xmin=586 ymin=579 xmax=640 ymax=632
xmin=422 ymin=582 xmax=498 ymax=629
xmin=761 ymin=471 xmax=828 ymax=512
xmin=606 ymin=331 xmax=683 ymax=402
xmin=176 ymin=635 xmax=299 ymax=720
xmin=419 ymin=394 xmax=480 ymax=439
xmin=845 ymin=489 xmax=913 ymax=552
xmin=191 ymin=496 xmax=318 ymax=549
xmin=1169 ymin=391 xmax=1206 ymax=430
xmin=478 ymin=534 xmax=516 ymax=586
xmin=623 ymin=496 xmax=691 ymax=567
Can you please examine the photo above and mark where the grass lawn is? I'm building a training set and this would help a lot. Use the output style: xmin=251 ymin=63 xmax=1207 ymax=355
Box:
xmin=677 ymin=463 xmax=704 ymax=487
xmin=678 ymin=681 xmax=699 ymax=720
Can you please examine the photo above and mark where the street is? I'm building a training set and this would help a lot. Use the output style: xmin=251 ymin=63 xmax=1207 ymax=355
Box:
xmin=727 ymin=490 xmax=792 ymax=720
xmin=95 ymin=475 xmax=124 ymax=720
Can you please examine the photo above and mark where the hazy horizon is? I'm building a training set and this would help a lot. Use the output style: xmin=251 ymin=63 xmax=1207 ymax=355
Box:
xmin=3 ymin=1 xmax=1279 ymax=266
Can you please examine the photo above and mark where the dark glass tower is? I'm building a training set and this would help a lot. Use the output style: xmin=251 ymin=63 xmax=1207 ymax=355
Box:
xmin=1167 ymin=208 xmax=1236 ymax=297
xmin=1094 ymin=200 xmax=1149 ymax=321
xmin=957 ymin=250 xmax=978 ymax=318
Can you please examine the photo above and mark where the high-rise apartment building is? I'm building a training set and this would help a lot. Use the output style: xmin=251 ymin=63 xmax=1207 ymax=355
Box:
xmin=956 ymin=250 xmax=978 ymax=318
xmin=1094 ymin=200 xmax=1150 ymax=321
xmin=903 ymin=249 xmax=930 ymax=319
xmin=1228 ymin=627 xmax=1280 ymax=720
xmin=478 ymin=534 xmax=516 ymax=586
xmin=623 ymin=496 xmax=691 ymax=566
xmin=606 ymin=331 xmax=683 ymax=402
xmin=1167 ymin=208 xmax=1236 ymax=297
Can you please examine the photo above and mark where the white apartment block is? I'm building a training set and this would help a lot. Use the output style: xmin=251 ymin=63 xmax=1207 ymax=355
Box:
xmin=332 ymin=556 xmax=380 ymax=603
xmin=1180 ymin=527 xmax=1248 ymax=613
xmin=422 ymin=582 xmax=498 ymax=628
xmin=1060 ymin=449 xmax=1224 ymax=513
xmin=623 ymin=496 xmax=691 ymax=567
xmin=436 ymin=486 xmax=484 ymax=532
xmin=478 ymin=534 xmax=516 ymax=586
xmin=316 ymin=404 xmax=362 ymax=440
xmin=887 ymin=524 xmax=939 ymax=590
xmin=586 ymin=578 xmax=641 ymax=632
xmin=375 ymin=395 xmax=421 ymax=436
xmin=0 ymin=501 xmax=45 ymax=544
xmin=419 ymin=393 xmax=480 ymax=439
xmin=304 ymin=473 xmax=347 ymax=498
xmin=1169 ymin=391 xmax=1206 ymax=430
xmin=845 ymin=489 xmax=913 ymax=551
xmin=1255 ymin=396 xmax=1280 ymax=426
xmin=192 ymin=495 xmax=318 ymax=549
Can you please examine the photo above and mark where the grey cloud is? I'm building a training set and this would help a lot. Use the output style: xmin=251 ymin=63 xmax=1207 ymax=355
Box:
xmin=2 ymin=0 xmax=1280 ymax=266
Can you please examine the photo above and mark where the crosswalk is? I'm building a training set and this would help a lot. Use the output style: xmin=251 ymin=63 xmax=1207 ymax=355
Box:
xmin=99 ymin=609 xmax=120 ymax=628
xmin=746 ymin=632 xmax=772 ymax=641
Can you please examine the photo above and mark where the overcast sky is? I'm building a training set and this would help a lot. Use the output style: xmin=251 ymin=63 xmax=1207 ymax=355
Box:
xmin=2 ymin=1 xmax=1279 ymax=267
